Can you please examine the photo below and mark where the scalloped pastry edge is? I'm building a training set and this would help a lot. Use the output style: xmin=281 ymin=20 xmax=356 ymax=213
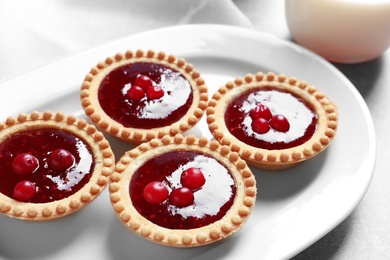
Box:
xmin=80 ymin=49 xmax=209 ymax=145
xmin=206 ymin=72 xmax=338 ymax=170
xmin=109 ymin=134 xmax=256 ymax=247
xmin=0 ymin=111 xmax=115 ymax=221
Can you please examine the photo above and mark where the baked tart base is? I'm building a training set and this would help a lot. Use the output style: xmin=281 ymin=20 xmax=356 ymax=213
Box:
xmin=0 ymin=111 xmax=115 ymax=221
xmin=109 ymin=134 xmax=256 ymax=247
xmin=207 ymin=72 xmax=338 ymax=170
xmin=80 ymin=49 xmax=209 ymax=145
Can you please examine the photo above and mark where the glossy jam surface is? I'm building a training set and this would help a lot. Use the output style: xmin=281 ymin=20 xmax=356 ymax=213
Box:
xmin=225 ymin=87 xmax=318 ymax=150
xmin=98 ymin=62 xmax=194 ymax=129
xmin=130 ymin=150 xmax=236 ymax=229
xmin=0 ymin=129 xmax=95 ymax=203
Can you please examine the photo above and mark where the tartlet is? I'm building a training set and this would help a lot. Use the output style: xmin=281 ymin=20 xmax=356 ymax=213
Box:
xmin=80 ymin=49 xmax=208 ymax=144
xmin=109 ymin=134 xmax=256 ymax=247
xmin=0 ymin=111 xmax=115 ymax=221
xmin=206 ymin=72 xmax=338 ymax=170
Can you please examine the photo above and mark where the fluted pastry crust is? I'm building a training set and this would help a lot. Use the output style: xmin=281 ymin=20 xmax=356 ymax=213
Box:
xmin=109 ymin=134 xmax=256 ymax=247
xmin=206 ymin=72 xmax=338 ymax=170
xmin=0 ymin=111 xmax=115 ymax=221
xmin=80 ymin=49 xmax=208 ymax=144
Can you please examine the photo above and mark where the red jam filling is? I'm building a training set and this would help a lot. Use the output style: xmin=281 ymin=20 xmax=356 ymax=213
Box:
xmin=225 ymin=87 xmax=318 ymax=150
xmin=130 ymin=150 xmax=236 ymax=230
xmin=0 ymin=129 xmax=95 ymax=203
xmin=98 ymin=62 xmax=194 ymax=129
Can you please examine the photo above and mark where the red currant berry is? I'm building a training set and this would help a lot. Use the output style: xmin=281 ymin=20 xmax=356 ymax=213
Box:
xmin=251 ymin=118 xmax=270 ymax=134
xmin=250 ymin=104 xmax=272 ymax=121
xmin=269 ymin=114 xmax=290 ymax=132
xmin=146 ymin=85 xmax=164 ymax=100
xmin=143 ymin=181 xmax=169 ymax=204
xmin=127 ymin=85 xmax=145 ymax=101
xmin=13 ymin=180 xmax=36 ymax=202
xmin=169 ymin=187 xmax=194 ymax=208
xmin=134 ymin=74 xmax=153 ymax=92
xmin=12 ymin=153 xmax=39 ymax=175
xmin=181 ymin=168 xmax=205 ymax=190
xmin=48 ymin=149 xmax=74 ymax=170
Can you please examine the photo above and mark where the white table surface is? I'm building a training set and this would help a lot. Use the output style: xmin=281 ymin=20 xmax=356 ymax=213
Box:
xmin=1 ymin=1 xmax=389 ymax=259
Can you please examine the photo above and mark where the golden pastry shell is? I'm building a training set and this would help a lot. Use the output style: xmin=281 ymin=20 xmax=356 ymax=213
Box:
xmin=0 ymin=111 xmax=115 ymax=221
xmin=109 ymin=134 xmax=256 ymax=247
xmin=80 ymin=49 xmax=209 ymax=145
xmin=206 ymin=72 xmax=338 ymax=170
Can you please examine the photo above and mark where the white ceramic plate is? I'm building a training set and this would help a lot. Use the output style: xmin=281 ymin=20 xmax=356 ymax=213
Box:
xmin=0 ymin=25 xmax=375 ymax=260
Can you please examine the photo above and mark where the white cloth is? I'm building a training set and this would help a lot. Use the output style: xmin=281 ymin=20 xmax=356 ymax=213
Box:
xmin=0 ymin=0 xmax=252 ymax=82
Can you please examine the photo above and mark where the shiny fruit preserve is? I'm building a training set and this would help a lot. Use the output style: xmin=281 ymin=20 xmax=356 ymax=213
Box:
xmin=98 ymin=62 xmax=193 ymax=129
xmin=225 ymin=87 xmax=318 ymax=150
xmin=130 ymin=150 xmax=236 ymax=229
xmin=0 ymin=129 xmax=94 ymax=203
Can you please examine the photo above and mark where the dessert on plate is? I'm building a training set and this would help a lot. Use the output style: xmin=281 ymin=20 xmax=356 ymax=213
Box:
xmin=206 ymin=72 xmax=338 ymax=170
xmin=0 ymin=111 xmax=115 ymax=221
xmin=80 ymin=49 xmax=208 ymax=144
xmin=109 ymin=134 xmax=256 ymax=247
